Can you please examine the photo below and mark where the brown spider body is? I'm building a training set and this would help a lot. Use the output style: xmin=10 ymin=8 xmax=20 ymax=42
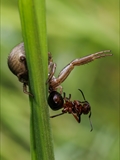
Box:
xmin=7 ymin=43 xmax=32 ymax=95
xmin=8 ymin=43 xmax=28 ymax=84
xmin=8 ymin=42 xmax=112 ymax=96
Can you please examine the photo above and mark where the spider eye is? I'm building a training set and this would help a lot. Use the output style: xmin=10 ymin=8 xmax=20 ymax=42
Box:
xmin=48 ymin=91 xmax=64 ymax=110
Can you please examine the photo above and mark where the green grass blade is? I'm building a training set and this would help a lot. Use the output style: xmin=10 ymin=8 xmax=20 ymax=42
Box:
xmin=19 ymin=0 xmax=55 ymax=159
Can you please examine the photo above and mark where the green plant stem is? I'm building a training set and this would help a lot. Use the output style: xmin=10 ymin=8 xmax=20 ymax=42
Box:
xmin=19 ymin=0 xmax=54 ymax=159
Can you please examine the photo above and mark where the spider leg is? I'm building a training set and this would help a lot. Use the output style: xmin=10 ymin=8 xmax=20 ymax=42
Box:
xmin=46 ymin=62 xmax=57 ymax=84
xmin=23 ymin=83 xmax=33 ymax=97
xmin=47 ymin=52 xmax=57 ymax=85
xmin=48 ymin=52 xmax=53 ymax=64
xmin=51 ymin=50 xmax=112 ymax=86
xmin=69 ymin=50 xmax=112 ymax=66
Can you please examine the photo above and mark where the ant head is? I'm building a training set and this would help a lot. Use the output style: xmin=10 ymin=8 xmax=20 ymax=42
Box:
xmin=78 ymin=89 xmax=93 ymax=131
xmin=82 ymin=102 xmax=91 ymax=115
xmin=48 ymin=91 xmax=64 ymax=111
xmin=78 ymin=89 xmax=91 ymax=114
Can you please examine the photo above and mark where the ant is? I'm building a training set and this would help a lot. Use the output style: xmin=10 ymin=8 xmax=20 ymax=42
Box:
xmin=48 ymin=89 xmax=93 ymax=131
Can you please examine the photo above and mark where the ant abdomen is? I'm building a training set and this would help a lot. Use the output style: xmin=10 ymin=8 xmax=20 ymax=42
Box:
xmin=48 ymin=91 xmax=64 ymax=110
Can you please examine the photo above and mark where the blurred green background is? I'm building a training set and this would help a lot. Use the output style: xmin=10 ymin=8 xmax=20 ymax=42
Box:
xmin=1 ymin=0 xmax=119 ymax=160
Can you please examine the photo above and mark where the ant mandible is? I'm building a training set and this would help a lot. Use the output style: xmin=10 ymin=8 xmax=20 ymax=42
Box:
xmin=48 ymin=89 xmax=93 ymax=131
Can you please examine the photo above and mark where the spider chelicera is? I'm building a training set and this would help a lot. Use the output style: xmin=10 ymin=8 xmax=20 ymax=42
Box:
xmin=48 ymin=89 xmax=93 ymax=131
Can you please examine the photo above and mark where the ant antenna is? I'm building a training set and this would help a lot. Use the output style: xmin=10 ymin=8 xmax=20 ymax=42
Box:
xmin=78 ymin=89 xmax=86 ymax=101
xmin=88 ymin=111 xmax=93 ymax=131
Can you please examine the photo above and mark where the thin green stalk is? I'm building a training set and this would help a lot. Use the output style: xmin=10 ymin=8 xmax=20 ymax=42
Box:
xmin=19 ymin=0 xmax=54 ymax=160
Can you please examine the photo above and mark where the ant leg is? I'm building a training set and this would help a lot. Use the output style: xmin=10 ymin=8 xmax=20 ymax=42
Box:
xmin=50 ymin=112 xmax=65 ymax=118
xmin=63 ymin=92 xmax=66 ymax=98
xmin=68 ymin=94 xmax=71 ymax=100
xmin=23 ymin=83 xmax=33 ymax=97
xmin=54 ymin=50 xmax=112 ymax=85
xmin=72 ymin=113 xmax=81 ymax=123
xmin=88 ymin=111 xmax=93 ymax=131
xmin=50 ymin=107 xmax=69 ymax=118
xmin=77 ymin=114 xmax=81 ymax=123
xmin=63 ymin=92 xmax=71 ymax=100
xmin=89 ymin=111 xmax=91 ymax=118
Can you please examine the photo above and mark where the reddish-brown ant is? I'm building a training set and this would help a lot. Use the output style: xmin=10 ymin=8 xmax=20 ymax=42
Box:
xmin=48 ymin=89 xmax=93 ymax=131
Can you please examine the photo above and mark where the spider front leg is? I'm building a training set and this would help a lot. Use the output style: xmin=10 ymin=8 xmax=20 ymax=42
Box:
xmin=47 ymin=52 xmax=56 ymax=84
xmin=23 ymin=83 xmax=33 ymax=97
xmin=47 ymin=62 xmax=57 ymax=84
xmin=51 ymin=50 xmax=112 ymax=87
xmin=47 ymin=52 xmax=63 ymax=93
